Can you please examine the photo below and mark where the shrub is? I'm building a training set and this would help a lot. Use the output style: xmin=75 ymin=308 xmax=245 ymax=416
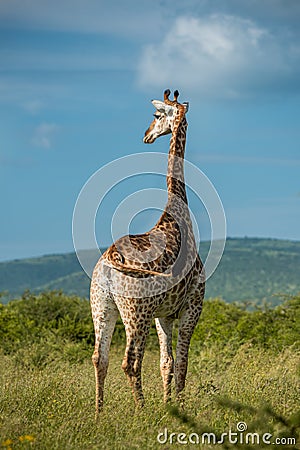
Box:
xmin=0 ymin=291 xmax=94 ymax=356
xmin=1 ymin=292 xmax=299 ymax=366
xmin=192 ymin=295 xmax=300 ymax=352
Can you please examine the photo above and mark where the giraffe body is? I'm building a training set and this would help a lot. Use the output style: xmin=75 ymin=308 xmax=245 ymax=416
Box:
xmin=90 ymin=90 xmax=205 ymax=413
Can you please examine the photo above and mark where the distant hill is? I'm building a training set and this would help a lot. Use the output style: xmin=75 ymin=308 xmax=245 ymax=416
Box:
xmin=0 ymin=238 xmax=299 ymax=305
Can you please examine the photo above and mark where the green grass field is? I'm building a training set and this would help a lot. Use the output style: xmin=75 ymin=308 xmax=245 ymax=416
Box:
xmin=0 ymin=292 xmax=299 ymax=449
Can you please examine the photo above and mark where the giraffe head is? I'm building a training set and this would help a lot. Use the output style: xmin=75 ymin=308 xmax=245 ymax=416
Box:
xmin=143 ymin=89 xmax=189 ymax=144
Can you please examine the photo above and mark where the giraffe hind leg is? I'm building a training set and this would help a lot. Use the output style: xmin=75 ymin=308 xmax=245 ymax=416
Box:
xmin=121 ymin=317 xmax=152 ymax=407
xmin=91 ymin=289 xmax=119 ymax=416
xmin=175 ymin=294 xmax=203 ymax=401
xmin=155 ymin=317 xmax=174 ymax=403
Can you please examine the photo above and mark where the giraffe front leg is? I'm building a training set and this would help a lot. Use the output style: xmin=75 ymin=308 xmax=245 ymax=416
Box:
xmin=91 ymin=293 xmax=119 ymax=416
xmin=155 ymin=317 xmax=174 ymax=403
xmin=121 ymin=318 xmax=151 ymax=407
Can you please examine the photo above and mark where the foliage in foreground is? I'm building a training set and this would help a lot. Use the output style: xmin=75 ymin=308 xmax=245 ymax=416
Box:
xmin=0 ymin=346 xmax=299 ymax=449
xmin=0 ymin=291 xmax=299 ymax=449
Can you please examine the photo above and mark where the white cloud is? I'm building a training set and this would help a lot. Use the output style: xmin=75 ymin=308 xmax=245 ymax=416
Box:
xmin=23 ymin=99 xmax=43 ymax=114
xmin=137 ymin=14 xmax=300 ymax=98
xmin=31 ymin=122 xmax=59 ymax=149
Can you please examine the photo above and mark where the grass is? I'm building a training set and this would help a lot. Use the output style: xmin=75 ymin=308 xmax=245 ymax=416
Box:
xmin=0 ymin=345 xmax=299 ymax=449
xmin=0 ymin=292 xmax=299 ymax=449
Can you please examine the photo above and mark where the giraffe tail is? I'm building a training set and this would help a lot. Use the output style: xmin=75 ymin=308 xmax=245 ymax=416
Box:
xmin=106 ymin=250 xmax=171 ymax=277
xmin=108 ymin=262 xmax=171 ymax=277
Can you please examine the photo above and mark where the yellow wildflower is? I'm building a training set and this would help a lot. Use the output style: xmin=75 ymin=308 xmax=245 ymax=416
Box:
xmin=19 ymin=434 xmax=35 ymax=442
xmin=2 ymin=439 xmax=13 ymax=447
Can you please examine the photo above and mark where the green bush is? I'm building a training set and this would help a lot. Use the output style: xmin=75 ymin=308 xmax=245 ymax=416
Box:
xmin=0 ymin=291 xmax=94 ymax=361
xmin=1 ymin=291 xmax=299 ymax=367
xmin=192 ymin=295 xmax=300 ymax=352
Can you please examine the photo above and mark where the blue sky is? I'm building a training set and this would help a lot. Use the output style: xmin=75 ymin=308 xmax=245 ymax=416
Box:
xmin=1 ymin=0 xmax=300 ymax=262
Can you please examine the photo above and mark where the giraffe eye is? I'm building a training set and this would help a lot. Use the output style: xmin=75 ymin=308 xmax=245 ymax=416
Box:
xmin=153 ymin=114 xmax=161 ymax=119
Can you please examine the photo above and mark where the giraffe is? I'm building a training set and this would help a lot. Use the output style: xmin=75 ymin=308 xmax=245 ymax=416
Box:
xmin=90 ymin=89 xmax=205 ymax=415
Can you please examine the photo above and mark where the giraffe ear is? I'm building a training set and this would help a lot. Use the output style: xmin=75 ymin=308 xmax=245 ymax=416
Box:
xmin=151 ymin=100 xmax=166 ymax=112
xmin=151 ymin=100 xmax=175 ymax=116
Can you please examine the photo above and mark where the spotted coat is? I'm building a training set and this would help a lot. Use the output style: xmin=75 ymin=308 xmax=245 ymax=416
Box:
xmin=90 ymin=90 xmax=205 ymax=414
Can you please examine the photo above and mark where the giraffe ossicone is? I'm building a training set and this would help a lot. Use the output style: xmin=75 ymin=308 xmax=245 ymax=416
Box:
xmin=90 ymin=89 xmax=205 ymax=415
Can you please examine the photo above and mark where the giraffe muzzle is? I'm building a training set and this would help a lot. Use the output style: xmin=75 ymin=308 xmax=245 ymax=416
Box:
xmin=143 ymin=134 xmax=156 ymax=144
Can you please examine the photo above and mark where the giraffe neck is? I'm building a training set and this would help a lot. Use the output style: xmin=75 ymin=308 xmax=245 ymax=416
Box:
xmin=166 ymin=111 xmax=188 ymax=204
xmin=154 ymin=107 xmax=190 ymax=234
